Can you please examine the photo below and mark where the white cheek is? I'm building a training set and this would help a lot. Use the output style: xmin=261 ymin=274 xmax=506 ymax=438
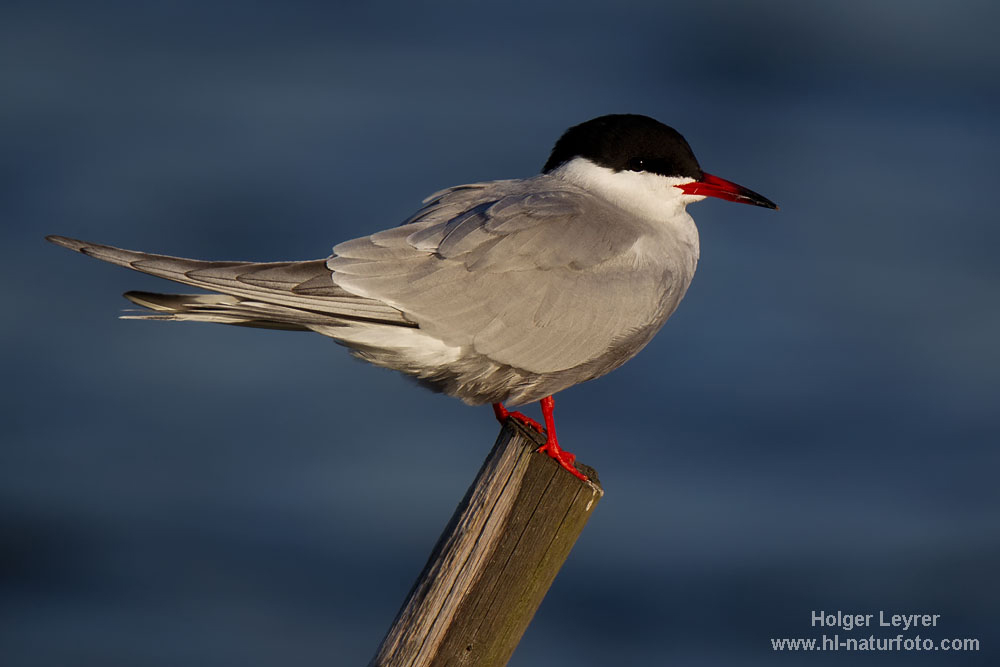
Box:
xmin=553 ymin=158 xmax=695 ymax=223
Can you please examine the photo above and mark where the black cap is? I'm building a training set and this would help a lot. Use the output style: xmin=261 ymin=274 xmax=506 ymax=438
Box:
xmin=542 ymin=114 xmax=703 ymax=180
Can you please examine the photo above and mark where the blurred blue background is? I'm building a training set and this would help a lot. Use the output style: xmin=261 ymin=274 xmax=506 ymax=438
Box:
xmin=3 ymin=1 xmax=998 ymax=665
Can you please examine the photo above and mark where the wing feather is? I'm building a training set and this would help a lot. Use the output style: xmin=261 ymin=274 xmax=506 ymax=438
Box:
xmin=46 ymin=235 xmax=411 ymax=326
xmin=48 ymin=173 xmax=693 ymax=392
xmin=327 ymin=176 xmax=682 ymax=374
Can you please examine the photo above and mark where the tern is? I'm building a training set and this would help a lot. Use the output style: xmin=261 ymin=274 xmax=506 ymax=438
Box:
xmin=47 ymin=114 xmax=777 ymax=481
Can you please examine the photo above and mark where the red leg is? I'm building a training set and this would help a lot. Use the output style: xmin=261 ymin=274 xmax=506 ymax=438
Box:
xmin=492 ymin=402 xmax=544 ymax=433
xmin=492 ymin=398 xmax=587 ymax=481
xmin=535 ymin=396 xmax=587 ymax=481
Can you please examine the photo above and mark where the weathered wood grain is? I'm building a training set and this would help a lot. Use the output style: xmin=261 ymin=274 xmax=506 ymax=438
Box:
xmin=370 ymin=421 xmax=603 ymax=667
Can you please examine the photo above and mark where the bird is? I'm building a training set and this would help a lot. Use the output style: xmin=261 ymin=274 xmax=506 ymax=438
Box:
xmin=47 ymin=114 xmax=777 ymax=481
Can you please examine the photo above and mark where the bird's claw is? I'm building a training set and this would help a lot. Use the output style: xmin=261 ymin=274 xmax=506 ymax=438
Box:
xmin=492 ymin=403 xmax=545 ymax=433
xmin=506 ymin=410 xmax=545 ymax=433
xmin=493 ymin=399 xmax=588 ymax=481
xmin=538 ymin=439 xmax=587 ymax=481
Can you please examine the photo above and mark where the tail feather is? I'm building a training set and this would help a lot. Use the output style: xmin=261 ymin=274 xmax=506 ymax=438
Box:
xmin=122 ymin=291 xmax=332 ymax=330
xmin=47 ymin=235 xmax=415 ymax=330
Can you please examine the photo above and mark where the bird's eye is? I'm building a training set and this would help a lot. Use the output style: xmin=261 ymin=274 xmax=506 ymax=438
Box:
xmin=627 ymin=157 xmax=645 ymax=172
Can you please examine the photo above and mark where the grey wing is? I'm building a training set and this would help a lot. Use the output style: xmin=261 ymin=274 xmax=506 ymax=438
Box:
xmin=328 ymin=178 xmax=678 ymax=376
xmin=45 ymin=235 xmax=411 ymax=328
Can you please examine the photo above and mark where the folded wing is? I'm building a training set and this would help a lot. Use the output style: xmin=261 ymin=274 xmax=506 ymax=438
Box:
xmin=329 ymin=178 xmax=680 ymax=375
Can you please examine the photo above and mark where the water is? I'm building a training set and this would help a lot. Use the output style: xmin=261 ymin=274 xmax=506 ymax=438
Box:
xmin=3 ymin=1 xmax=998 ymax=664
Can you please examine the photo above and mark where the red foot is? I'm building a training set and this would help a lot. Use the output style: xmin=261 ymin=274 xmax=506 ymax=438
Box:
xmin=492 ymin=397 xmax=588 ymax=481
xmin=492 ymin=402 xmax=544 ymax=433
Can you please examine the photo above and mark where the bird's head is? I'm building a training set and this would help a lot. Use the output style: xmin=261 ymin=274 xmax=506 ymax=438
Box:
xmin=543 ymin=114 xmax=777 ymax=217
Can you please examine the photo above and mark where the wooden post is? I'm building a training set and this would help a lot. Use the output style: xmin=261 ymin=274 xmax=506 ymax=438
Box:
xmin=370 ymin=421 xmax=604 ymax=667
